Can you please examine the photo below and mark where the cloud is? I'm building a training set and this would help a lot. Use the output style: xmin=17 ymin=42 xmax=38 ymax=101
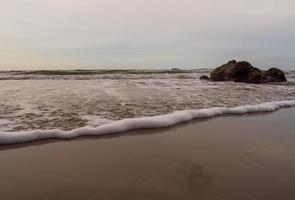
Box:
xmin=0 ymin=0 xmax=294 ymax=69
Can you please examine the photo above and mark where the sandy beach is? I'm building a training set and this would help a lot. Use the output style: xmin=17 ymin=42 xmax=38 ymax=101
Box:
xmin=0 ymin=108 xmax=295 ymax=200
xmin=2 ymin=1 xmax=295 ymax=199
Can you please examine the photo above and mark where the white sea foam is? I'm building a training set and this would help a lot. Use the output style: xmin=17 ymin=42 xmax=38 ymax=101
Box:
xmin=0 ymin=100 xmax=295 ymax=145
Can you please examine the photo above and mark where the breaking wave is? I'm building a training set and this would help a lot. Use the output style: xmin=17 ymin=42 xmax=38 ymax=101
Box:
xmin=1 ymin=100 xmax=295 ymax=145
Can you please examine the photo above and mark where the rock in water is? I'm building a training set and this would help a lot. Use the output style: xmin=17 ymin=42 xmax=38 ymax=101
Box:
xmin=244 ymin=69 xmax=262 ymax=84
xmin=210 ymin=60 xmax=287 ymax=84
xmin=210 ymin=60 xmax=238 ymax=81
xmin=200 ymin=75 xmax=210 ymax=80
xmin=261 ymin=68 xmax=287 ymax=83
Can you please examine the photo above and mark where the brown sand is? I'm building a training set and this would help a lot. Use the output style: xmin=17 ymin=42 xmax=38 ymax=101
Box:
xmin=0 ymin=108 xmax=295 ymax=200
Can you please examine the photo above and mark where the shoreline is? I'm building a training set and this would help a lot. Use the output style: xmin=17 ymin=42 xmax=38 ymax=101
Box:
xmin=1 ymin=100 xmax=295 ymax=145
xmin=0 ymin=107 xmax=294 ymax=199
xmin=0 ymin=108 xmax=287 ymax=151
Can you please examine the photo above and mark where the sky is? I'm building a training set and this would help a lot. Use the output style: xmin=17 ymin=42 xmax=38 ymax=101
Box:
xmin=0 ymin=0 xmax=294 ymax=70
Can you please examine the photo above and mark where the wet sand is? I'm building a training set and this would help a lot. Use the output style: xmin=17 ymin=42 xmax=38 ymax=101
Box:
xmin=0 ymin=108 xmax=295 ymax=200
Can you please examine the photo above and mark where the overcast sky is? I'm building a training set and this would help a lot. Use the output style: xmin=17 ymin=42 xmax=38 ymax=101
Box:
xmin=0 ymin=0 xmax=294 ymax=70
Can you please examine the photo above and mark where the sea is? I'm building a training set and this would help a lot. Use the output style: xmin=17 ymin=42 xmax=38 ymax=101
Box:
xmin=0 ymin=69 xmax=295 ymax=144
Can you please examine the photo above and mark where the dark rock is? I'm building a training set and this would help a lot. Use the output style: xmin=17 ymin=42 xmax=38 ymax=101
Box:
xmin=261 ymin=68 xmax=287 ymax=83
xmin=210 ymin=60 xmax=237 ymax=81
xmin=210 ymin=60 xmax=287 ymax=84
xmin=244 ymin=69 xmax=262 ymax=84
xmin=200 ymin=75 xmax=210 ymax=80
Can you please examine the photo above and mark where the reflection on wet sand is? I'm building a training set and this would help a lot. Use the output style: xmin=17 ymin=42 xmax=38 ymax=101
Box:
xmin=0 ymin=108 xmax=295 ymax=200
xmin=178 ymin=161 xmax=212 ymax=194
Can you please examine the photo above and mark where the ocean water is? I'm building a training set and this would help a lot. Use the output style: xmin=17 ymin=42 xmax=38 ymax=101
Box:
xmin=0 ymin=70 xmax=295 ymax=144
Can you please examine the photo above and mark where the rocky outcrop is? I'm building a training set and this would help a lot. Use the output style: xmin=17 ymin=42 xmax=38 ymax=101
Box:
xmin=210 ymin=60 xmax=287 ymax=84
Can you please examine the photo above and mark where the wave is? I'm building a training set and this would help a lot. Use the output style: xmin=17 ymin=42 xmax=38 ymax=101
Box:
xmin=1 ymin=100 xmax=295 ymax=145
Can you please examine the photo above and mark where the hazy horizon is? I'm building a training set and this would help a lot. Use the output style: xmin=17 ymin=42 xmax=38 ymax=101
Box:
xmin=1 ymin=0 xmax=295 ymax=70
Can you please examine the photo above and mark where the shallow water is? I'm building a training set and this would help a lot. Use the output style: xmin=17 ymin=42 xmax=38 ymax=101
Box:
xmin=0 ymin=71 xmax=294 ymax=132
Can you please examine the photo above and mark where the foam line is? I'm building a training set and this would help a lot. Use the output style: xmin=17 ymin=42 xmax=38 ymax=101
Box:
xmin=1 ymin=100 xmax=295 ymax=145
